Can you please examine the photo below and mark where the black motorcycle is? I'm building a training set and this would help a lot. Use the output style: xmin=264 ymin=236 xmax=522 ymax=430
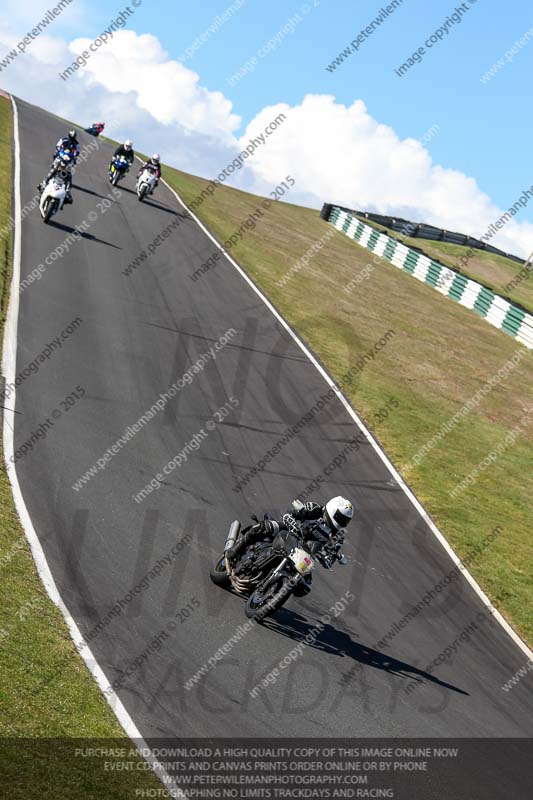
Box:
xmin=210 ymin=506 xmax=348 ymax=621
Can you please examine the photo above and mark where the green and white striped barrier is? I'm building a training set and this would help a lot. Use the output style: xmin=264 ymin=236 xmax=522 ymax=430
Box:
xmin=329 ymin=207 xmax=533 ymax=350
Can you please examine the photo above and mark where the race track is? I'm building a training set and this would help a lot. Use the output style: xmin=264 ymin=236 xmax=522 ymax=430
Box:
xmin=6 ymin=97 xmax=533 ymax=788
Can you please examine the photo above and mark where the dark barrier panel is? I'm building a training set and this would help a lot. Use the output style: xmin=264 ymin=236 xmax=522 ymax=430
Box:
xmin=320 ymin=202 xmax=333 ymax=222
xmin=325 ymin=205 xmax=525 ymax=265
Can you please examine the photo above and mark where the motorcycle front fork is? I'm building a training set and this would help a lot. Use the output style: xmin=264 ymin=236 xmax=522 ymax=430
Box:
xmin=271 ymin=558 xmax=288 ymax=576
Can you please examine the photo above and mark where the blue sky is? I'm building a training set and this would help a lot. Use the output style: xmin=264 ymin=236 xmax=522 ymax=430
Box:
xmin=122 ymin=0 xmax=531 ymax=216
xmin=1 ymin=0 xmax=532 ymax=253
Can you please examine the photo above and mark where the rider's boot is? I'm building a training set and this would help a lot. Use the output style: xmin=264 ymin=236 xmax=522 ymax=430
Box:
xmin=226 ymin=530 xmax=258 ymax=562
xmin=226 ymin=536 xmax=247 ymax=562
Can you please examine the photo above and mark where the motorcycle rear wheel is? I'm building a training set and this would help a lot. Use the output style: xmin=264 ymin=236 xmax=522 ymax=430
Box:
xmin=245 ymin=574 xmax=293 ymax=621
xmin=210 ymin=555 xmax=231 ymax=587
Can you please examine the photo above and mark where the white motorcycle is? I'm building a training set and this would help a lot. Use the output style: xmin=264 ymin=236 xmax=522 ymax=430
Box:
xmin=136 ymin=167 xmax=157 ymax=201
xmin=39 ymin=171 xmax=69 ymax=224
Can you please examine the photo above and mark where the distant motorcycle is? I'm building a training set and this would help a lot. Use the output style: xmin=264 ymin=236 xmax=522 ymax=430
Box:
xmin=86 ymin=122 xmax=105 ymax=137
xmin=109 ymin=155 xmax=130 ymax=186
xmin=211 ymin=503 xmax=348 ymax=621
xmin=39 ymin=170 xmax=69 ymax=223
xmin=136 ymin=166 xmax=157 ymax=201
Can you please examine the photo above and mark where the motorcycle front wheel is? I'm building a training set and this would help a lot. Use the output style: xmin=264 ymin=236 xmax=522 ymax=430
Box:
xmin=245 ymin=574 xmax=293 ymax=621
xmin=43 ymin=198 xmax=56 ymax=224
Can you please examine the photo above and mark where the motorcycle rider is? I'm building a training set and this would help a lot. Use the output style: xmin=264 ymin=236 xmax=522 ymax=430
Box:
xmin=38 ymin=152 xmax=75 ymax=203
xmin=90 ymin=121 xmax=105 ymax=136
xmin=54 ymin=130 xmax=80 ymax=163
xmin=110 ymin=139 xmax=135 ymax=174
xmin=137 ymin=153 xmax=162 ymax=194
xmin=227 ymin=497 xmax=354 ymax=581
xmin=38 ymin=130 xmax=79 ymax=201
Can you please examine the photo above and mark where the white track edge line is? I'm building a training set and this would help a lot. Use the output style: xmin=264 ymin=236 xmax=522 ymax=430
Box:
xmin=2 ymin=96 xmax=185 ymax=800
xmin=156 ymin=173 xmax=533 ymax=663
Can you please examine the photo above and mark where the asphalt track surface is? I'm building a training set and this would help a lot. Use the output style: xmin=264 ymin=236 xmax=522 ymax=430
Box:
xmin=7 ymin=97 xmax=533 ymax=792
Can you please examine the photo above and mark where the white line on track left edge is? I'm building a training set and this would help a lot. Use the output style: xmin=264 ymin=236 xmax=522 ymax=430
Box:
xmin=2 ymin=95 xmax=185 ymax=800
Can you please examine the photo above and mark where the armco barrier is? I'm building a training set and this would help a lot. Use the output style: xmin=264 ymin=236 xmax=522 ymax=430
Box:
xmin=327 ymin=206 xmax=525 ymax=265
xmin=325 ymin=206 xmax=533 ymax=350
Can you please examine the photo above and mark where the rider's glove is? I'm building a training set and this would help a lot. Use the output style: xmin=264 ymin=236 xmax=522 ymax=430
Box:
xmin=260 ymin=520 xmax=279 ymax=537
xmin=282 ymin=513 xmax=301 ymax=534
xmin=319 ymin=553 xmax=333 ymax=569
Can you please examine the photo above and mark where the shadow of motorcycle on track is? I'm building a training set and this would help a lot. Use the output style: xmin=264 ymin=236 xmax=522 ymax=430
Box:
xmin=263 ymin=606 xmax=469 ymax=698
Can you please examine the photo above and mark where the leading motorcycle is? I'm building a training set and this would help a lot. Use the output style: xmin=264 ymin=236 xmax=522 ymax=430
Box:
xmin=39 ymin=171 xmax=69 ymax=223
xmin=39 ymin=151 xmax=73 ymax=224
xmin=210 ymin=502 xmax=348 ymax=621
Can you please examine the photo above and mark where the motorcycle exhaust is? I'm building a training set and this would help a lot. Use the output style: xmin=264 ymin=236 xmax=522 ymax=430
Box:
xmin=224 ymin=520 xmax=241 ymax=553
xmin=224 ymin=520 xmax=241 ymax=577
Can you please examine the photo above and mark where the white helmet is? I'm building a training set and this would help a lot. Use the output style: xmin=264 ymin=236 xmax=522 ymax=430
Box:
xmin=325 ymin=496 xmax=354 ymax=531
xmin=151 ymin=153 xmax=160 ymax=162
xmin=124 ymin=139 xmax=133 ymax=149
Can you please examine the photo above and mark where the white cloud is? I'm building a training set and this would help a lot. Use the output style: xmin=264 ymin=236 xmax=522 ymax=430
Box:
xmin=30 ymin=35 xmax=69 ymax=64
xmin=68 ymin=31 xmax=240 ymax=140
xmin=1 ymin=25 xmax=531 ymax=259
xmin=238 ymin=95 xmax=533 ymax=258
xmin=0 ymin=0 xmax=86 ymax=36
xmin=0 ymin=26 xmax=240 ymax=175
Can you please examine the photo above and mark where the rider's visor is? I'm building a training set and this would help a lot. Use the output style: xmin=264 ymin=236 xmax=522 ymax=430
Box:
xmin=332 ymin=509 xmax=351 ymax=528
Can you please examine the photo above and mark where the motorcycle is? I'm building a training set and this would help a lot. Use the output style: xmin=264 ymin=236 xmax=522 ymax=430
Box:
xmin=86 ymin=123 xmax=104 ymax=137
xmin=136 ymin=166 xmax=157 ymax=201
xmin=39 ymin=170 xmax=69 ymax=224
xmin=210 ymin=502 xmax=348 ymax=621
xmin=53 ymin=145 xmax=76 ymax=166
xmin=109 ymin=155 xmax=130 ymax=186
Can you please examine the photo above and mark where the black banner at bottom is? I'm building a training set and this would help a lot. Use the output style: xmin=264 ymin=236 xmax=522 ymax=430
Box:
xmin=0 ymin=738 xmax=531 ymax=799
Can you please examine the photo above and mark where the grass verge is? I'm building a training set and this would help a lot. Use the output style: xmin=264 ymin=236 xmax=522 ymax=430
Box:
xmin=161 ymin=165 xmax=532 ymax=645
xmin=0 ymin=96 xmax=163 ymax=798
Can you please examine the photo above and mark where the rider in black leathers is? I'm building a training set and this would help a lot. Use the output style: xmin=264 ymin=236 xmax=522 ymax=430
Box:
xmin=227 ymin=497 xmax=354 ymax=586
xmin=38 ymin=160 xmax=74 ymax=203
xmin=109 ymin=140 xmax=135 ymax=175
xmin=54 ymin=130 xmax=80 ymax=162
